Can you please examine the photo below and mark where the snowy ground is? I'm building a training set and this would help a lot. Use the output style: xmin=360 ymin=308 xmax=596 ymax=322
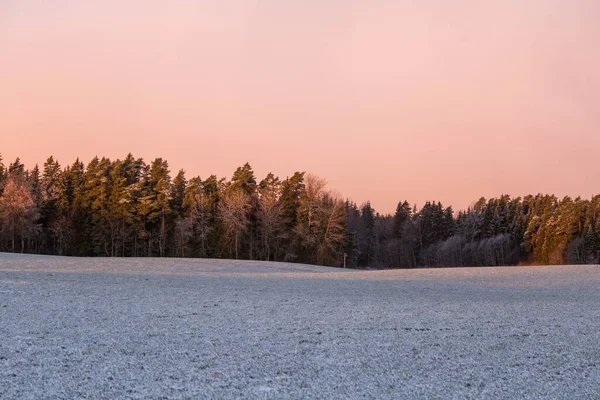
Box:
xmin=1 ymin=253 xmax=599 ymax=399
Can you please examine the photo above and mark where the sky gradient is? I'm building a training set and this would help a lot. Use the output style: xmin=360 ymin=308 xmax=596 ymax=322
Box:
xmin=1 ymin=1 xmax=599 ymax=213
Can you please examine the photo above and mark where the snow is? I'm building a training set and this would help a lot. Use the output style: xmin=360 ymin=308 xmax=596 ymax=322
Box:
xmin=1 ymin=253 xmax=599 ymax=398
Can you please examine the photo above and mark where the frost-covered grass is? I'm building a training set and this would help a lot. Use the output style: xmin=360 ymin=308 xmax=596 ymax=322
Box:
xmin=1 ymin=253 xmax=599 ymax=399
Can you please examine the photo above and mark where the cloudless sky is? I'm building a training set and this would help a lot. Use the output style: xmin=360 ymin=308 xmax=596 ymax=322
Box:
xmin=1 ymin=0 xmax=599 ymax=213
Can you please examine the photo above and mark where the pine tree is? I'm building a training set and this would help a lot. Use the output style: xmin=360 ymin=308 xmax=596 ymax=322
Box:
xmin=231 ymin=163 xmax=259 ymax=258
xmin=230 ymin=163 xmax=257 ymax=196
xmin=201 ymin=175 xmax=223 ymax=257
xmin=279 ymin=172 xmax=305 ymax=260
xmin=147 ymin=158 xmax=172 ymax=257
xmin=80 ymin=157 xmax=113 ymax=256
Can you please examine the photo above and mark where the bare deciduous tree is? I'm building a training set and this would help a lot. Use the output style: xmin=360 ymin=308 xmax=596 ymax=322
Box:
xmin=0 ymin=179 xmax=40 ymax=252
xmin=219 ymin=190 xmax=250 ymax=259
xmin=190 ymin=192 xmax=213 ymax=258
xmin=49 ymin=214 xmax=72 ymax=255
xmin=316 ymin=195 xmax=346 ymax=265
xmin=296 ymin=174 xmax=346 ymax=265
xmin=173 ymin=216 xmax=194 ymax=257
xmin=257 ymin=174 xmax=282 ymax=261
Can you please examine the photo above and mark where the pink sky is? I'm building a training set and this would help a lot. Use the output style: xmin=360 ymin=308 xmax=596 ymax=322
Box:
xmin=1 ymin=1 xmax=599 ymax=213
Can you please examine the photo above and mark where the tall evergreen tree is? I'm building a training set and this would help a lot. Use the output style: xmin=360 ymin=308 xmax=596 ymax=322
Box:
xmin=147 ymin=158 xmax=172 ymax=257
xmin=279 ymin=172 xmax=305 ymax=260
xmin=358 ymin=201 xmax=376 ymax=266
xmin=393 ymin=200 xmax=411 ymax=239
xmin=7 ymin=158 xmax=26 ymax=185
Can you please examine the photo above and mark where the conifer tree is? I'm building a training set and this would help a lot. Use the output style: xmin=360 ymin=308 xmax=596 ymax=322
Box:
xmin=230 ymin=163 xmax=257 ymax=196
xmin=8 ymin=158 xmax=26 ymax=185
xmin=279 ymin=172 xmax=305 ymax=260
xmin=147 ymin=158 xmax=172 ymax=257
xmin=358 ymin=202 xmax=376 ymax=266
xmin=40 ymin=156 xmax=65 ymax=253
xmin=171 ymin=169 xmax=187 ymax=217
xmin=393 ymin=201 xmax=411 ymax=239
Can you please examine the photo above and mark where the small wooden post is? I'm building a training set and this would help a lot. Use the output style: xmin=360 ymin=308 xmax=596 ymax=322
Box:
xmin=344 ymin=252 xmax=348 ymax=268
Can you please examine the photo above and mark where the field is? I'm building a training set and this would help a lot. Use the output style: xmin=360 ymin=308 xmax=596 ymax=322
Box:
xmin=1 ymin=253 xmax=599 ymax=399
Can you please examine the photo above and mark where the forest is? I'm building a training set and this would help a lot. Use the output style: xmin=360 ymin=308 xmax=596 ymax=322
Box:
xmin=0 ymin=154 xmax=598 ymax=267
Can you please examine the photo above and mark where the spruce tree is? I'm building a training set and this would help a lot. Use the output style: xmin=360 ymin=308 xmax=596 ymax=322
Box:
xmin=8 ymin=158 xmax=26 ymax=185
xmin=393 ymin=200 xmax=411 ymax=239
xmin=358 ymin=202 xmax=376 ymax=266
xmin=170 ymin=169 xmax=187 ymax=217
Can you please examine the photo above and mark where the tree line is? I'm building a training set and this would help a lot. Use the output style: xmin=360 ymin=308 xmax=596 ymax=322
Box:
xmin=0 ymin=154 xmax=598 ymax=267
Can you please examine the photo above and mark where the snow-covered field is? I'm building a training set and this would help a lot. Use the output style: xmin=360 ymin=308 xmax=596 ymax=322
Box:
xmin=1 ymin=253 xmax=599 ymax=399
